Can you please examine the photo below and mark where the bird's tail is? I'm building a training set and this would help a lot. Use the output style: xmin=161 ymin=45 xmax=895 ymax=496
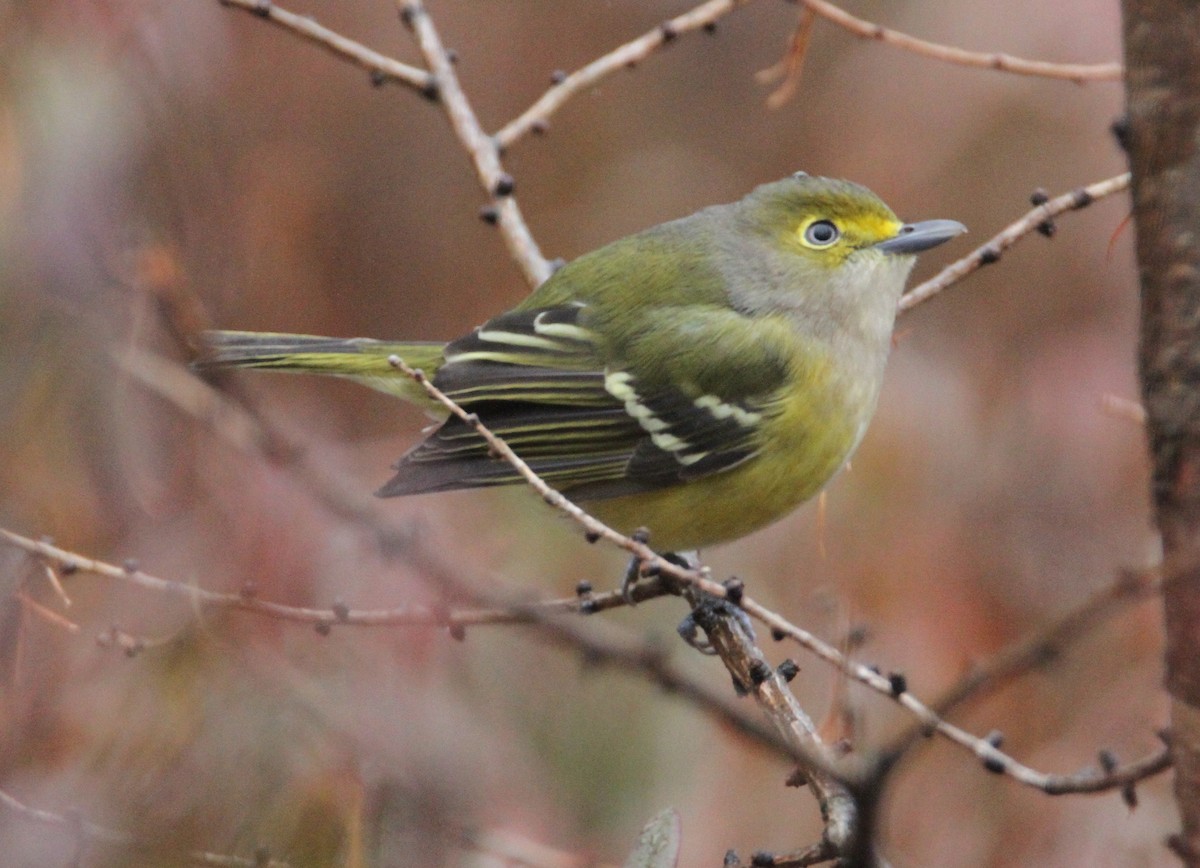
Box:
xmin=197 ymin=330 xmax=446 ymax=402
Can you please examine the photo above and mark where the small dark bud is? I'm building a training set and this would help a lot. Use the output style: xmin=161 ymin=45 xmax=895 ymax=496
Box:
xmin=723 ymin=850 xmax=740 ymax=868
xmin=542 ymin=494 xmax=555 ymax=505
xmin=479 ymin=205 xmax=500 ymax=225
xmin=624 ymin=59 xmax=638 ymax=70
xmin=722 ymin=577 xmax=744 ymax=604
xmin=979 ymin=246 xmax=1001 ymax=265
xmin=749 ymin=659 xmax=772 ymax=686
xmin=122 ymin=558 xmax=139 ymax=574
xmin=579 ymin=598 xmax=598 ymax=615
xmin=448 ymin=622 xmax=466 ymax=641
xmin=125 ymin=639 xmax=144 ymax=658
xmin=419 ymin=79 xmax=440 ymax=102
xmin=531 ymin=119 xmax=549 ymax=135
xmin=632 ymin=527 xmax=651 ymax=544
xmin=446 ymin=48 xmax=459 ymax=64
xmin=331 ymin=600 xmax=351 ymax=622
xmin=369 ymin=69 xmax=387 ymax=87
xmin=887 ymin=672 xmax=908 ymax=696
xmin=770 ymin=627 xmax=786 ymax=641
xmin=1036 ymin=220 xmax=1057 ymax=238
xmin=398 ymin=3 xmax=418 ymax=28
xmin=982 ymin=754 xmax=1006 ymax=774
xmin=750 ymin=851 xmax=775 ymax=867
xmin=785 ymin=768 xmax=808 ymax=788
xmin=1121 ymin=782 xmax=1139 ymax=809
xmin=575 ymin=580 xmax=593 ymax=596
xmin=493 ymin=173 xmax=515 ymax=197
xmin=550 ymin=69 xmax=567 ymax=85
xmin=252 ymin=0 xmax=271 ymax=17
xmin=981 ymin=731 xmax=1006 ymax=772
xmin=777 ymin=659 xmax=800 ymax=682
xmin=1072 ymin=188 xmax=1095 ymax=208
xmin=463 ymin=413 xmax=480 ymax=426
xmin=868 ymin=664 xmax=882 ymax=675
xmin=60 ymin=561 xmax=79 ymax=576
xmin=703 ymin=20 xmax=718 ymax=34
xmin=1029 ymin=187 xmax=1050 ymax=206
xmin=1111 ymin=114 xmax=1131 ymax=151
xmin=584 ymin=530 xmax=600 ymax=544
xmin=659 ymin=21 xmax=678 ymax=42
xmin=846 ymin=624 xmax=869 ymax=648
xmin=1098 ymin=749 xmax=1119 ymax=774
xmin=315 ymin=620 xmax=332 ymax=636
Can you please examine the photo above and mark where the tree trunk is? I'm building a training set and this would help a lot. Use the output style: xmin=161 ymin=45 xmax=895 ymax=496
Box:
xmin=1122 ymin=2 xmax=1200 ymax=862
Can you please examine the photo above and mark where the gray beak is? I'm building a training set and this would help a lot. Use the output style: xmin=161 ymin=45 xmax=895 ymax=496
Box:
xmin=874 ymin=219 xmax=967 ymax=255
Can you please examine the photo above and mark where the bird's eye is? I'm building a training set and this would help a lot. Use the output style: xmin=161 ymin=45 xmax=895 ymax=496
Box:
xmin=803 ymin=220 xmax=840 ymax=247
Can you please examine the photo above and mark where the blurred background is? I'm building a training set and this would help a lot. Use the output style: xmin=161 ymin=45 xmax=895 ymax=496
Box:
xmin=0 ymin=1 xmax=1165 ymax=865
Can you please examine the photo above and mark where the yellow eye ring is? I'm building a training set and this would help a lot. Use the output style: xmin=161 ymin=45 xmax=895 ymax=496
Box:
xmin=803 ymin=219 xmax=840 ymax=248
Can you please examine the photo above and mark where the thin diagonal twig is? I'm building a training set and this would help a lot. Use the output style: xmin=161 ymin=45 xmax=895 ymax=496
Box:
xmin=400 ymin=0 xmax=551 ymax=286
xmin=901 ymin=173 xmax=1131 ymax=312
xmin=218 ymin=0 xmax=432 ymax=92
xmin=494 ymin=0 xmax=749 ymax=150
xmin=801 ymin=0 xmax=1121 ymax=83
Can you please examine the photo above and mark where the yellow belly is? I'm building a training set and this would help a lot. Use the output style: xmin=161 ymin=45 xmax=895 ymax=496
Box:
xmin=581 ymin=394 xmax=859 ymax=551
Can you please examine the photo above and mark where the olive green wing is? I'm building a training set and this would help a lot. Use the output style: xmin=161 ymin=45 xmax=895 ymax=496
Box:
xmin=377 ymin=303 xmax=793 ymax=500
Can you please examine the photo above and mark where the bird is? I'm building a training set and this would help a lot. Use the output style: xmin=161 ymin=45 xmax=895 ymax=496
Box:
xmin=198 ymin=172 xmax=964 ymax=556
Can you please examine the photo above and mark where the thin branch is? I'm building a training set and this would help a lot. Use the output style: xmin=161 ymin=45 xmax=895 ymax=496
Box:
xmin=801 ymin=0 xmax=1122 ymax=83
xmin=494 ymin=0 xmax=749 ymax=150
xmin=400 ymin=0 xmax=551 ymax=286
xmin=0 ymin=785 xmax=292 ymax=867
xmin=930 ymin=567 xmax=1163 ymax=717
xmin=900 ymin=173 xmax=1132 ymax=312
xmin=685 ymin=587 xmax=860 ymax=857
xmin=1040 ymin=746 xmax=1173 ymax=796
xmin=217 ymin=0 xmax=432 ymax=92
xmin=0 ymin=527 xmax=655 ymax=632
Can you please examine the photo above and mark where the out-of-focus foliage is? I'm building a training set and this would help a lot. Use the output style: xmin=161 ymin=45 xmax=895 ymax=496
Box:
xmin=0 ymin=1 xmax=1167 ymax=866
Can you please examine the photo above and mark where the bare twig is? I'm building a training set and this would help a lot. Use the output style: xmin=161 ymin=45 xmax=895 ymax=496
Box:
xmin=900 ymin=173 xmax=1132 ymax=312
xmin=685 ymin=588 xmax=860 ymax=857
xmin=930 ymin=567 xmax=1162 ymax=717
xmin=217 ymin=0 xmax=432 ymax=92
xmin=0 ymin=527 xmax=653 ymax=632
xmin=494 ymin=0 xmax=749 ymax=149
xmin=757 ymin=5 xmax=817 ymax=110
xmin=0 ymin=785 xmax=292 ymax=867
xmin=400 ymin=0 xmax=551 ymax=286
xmin=801 ymin=0 xmax=1121 ymax=83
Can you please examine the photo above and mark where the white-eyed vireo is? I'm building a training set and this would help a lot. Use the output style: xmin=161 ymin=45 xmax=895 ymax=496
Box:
xmin=201 ymin=173 xmax=964 ymax=552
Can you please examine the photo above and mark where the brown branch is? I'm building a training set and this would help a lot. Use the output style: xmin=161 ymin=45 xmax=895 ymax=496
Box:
xmin=1122 ymin=1 xmax=1200 ymax=855
xmin=400 ymin=0 xmax=551 ymax=286
xmin=899 ymin=173 xmax=1131 ymax=313
xmin=801 ymin=0 xmax=1122 ymax=83
xmin=0 ymin=526 xmax=661 ymax=633
xmin=684 ymin=588 xmax=861 ymax=859
xmin=494 ymin=0 xmax=750 ymax=150
xmin=216 ymin=0 xmax=432 ymax=92
xmin=930 ymin=567 xmax=1163 ymax=716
